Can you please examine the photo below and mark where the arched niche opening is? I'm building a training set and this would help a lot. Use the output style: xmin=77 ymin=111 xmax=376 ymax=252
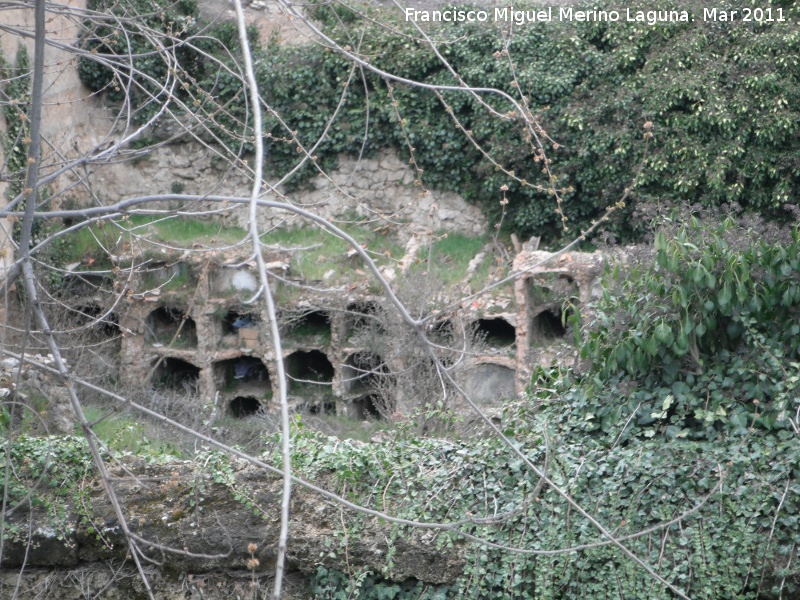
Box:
xmin=229 ymin=396 xmax=262 ymax=418
xmin=285 ymin=310 xmax=331 ymax=341
xmin=214 ymin=357 xmax=271 ymax=398
xmin=285 ymin=350 xmax=335 ymax=390
xmin=529 ymin=305 xmax=571 ymax=347
xmin=151 ymin=357 xmax=200 ymax=391
xmin=472 ymin=318 xmax=516 ymax=349
xmin=344 ymin=301 xmax=384 ymax=339
xmin=145 ymin=306 xmax=197 ymax=347
xmin=221 ymin=310 xmax=258 ymax=335
xmin=72 ymin=304 xmax=119 ymax=337
xmin=342 ymin=352 xmax=387 ymax=396
xmin=349 ymin=394 xmax=385 ymax=420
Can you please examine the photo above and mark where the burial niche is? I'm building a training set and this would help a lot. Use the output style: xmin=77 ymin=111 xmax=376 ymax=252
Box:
xmin=151 ymin=357 xmax=200 ymax=390
xmin=342 ymin=352 xmax=387 ymax=396
xmin=145 ymin=306 xmax=197 ymax=347
xmin=285 ymin=350 xmax=335 ymax=390
xmin=229 ymin=396 xmax=262 ymax=418
xmin=214 ymin=357 xmax=272 ymax=398
xmin=472 ymin=317 xmax=516 ymax=349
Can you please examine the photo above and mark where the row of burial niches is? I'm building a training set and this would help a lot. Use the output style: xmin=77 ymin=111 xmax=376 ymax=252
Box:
xmin=142 ymin=309 xmax=576 ymax=420
xmin=64 ymin=252 xmax=580 ymax=424
xmin=142 ymin=298 xmax=391 ymax=420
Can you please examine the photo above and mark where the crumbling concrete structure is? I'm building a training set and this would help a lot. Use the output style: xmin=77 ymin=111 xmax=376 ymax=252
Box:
xmin=513 ymin=249 xmax=605 ymax=394
xmin=92 ymin=245 xmax=607 ymax=420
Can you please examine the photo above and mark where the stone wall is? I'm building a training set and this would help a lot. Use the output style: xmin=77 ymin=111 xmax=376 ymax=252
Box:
xmin=0 ymin=455 xmax=466 ymax=598
xmin=1 ymin=0 xmax=604 ymax=420
xmin=80 ymin=143 xmax=486 ymax=243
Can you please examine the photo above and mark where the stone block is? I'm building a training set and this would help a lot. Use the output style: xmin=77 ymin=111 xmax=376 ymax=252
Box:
xmin=239 ymin=327 xmax=259 ymax=349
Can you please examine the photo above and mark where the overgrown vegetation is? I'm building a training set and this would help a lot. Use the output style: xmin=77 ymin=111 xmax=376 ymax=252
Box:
xmin=266 ymin=224 xmax=404 ymax=283
xmin=420 ymin=233 xmax=487 ymax=286
xmin=287 ymin=213 xmax=800 ymax=598
xmin=10 ymin=0 xmax=798 ymax=596
xmin=0 ymin=46 xmax=30 ymax=201
xmin=291 ymin=418 xmax=800 ymax=599
xmin=1 ymin=435 xmax=97 ymax=545
xmin=311 ymin=566 xmax=451 ymax=599
xmin=545 ymin=208 xmax=800 ymax=443
xmin=65 ymin=215 xmax=248 ymax=265
xmin=80 ymin=406 xmax=183 ymax=457
xmin=77 ymin=0 xmax=800 ymax=244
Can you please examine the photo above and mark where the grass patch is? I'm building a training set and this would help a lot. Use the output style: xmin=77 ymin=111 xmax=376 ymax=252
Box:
xmin=61 ymin=216 xmax=249 ymax=266
xmin=126 ymin=215 xmax=248 ymax=246
xmin=412 ymin=233 xmax=486 ymax=286
xmin=80 ymin=406 xmax=184 ymax=459
xmin=264 ymin=225 xmax=404 ymax=282
xmin=61 ymin=219 xmax=497 ymax=295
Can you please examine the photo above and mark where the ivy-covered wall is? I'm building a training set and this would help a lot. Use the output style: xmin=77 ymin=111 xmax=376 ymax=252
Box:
xmin=5 ymin=424 xmax=799 ymax=599
xmin=77 ymin=0 xmax=800 ymax=245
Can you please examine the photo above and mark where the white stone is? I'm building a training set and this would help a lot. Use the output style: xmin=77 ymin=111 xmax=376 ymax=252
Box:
xmin=1 ymin=357 xmax=19 ymax=370
xmin=231 ymin=270 xmax=258 ymax=291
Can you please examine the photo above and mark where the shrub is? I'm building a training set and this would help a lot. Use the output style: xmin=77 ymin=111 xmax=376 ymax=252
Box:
xmin=549 ymin=209 xmax=800 ymax=442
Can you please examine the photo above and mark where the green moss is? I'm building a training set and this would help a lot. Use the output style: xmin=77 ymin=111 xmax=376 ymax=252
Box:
xmin=127 ymin=215 xmax=248 ymax=246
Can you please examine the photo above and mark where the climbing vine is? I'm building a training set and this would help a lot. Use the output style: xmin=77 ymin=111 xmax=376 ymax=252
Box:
xmin=288 ymin=418 xmax=800 ymax=599
xmin=1 ymin=435 xmax=98 ymax=545
xmin=6 ymin=414 xmax=800 ymax=598
xmin=77 ymin=0 xmax=800 ymax=244
xmin=548 ymin=209 xmax=800 ymax=443
xmin=0 ymin=46 xmax=31 ymax=201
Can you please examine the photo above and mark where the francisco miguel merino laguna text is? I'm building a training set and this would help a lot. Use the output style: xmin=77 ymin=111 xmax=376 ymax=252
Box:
xmin=404 ymin=7 xmax=696 ymax=26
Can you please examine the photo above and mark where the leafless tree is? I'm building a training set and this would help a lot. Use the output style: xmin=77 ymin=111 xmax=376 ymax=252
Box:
xmin=0 ymin=1 xmax=694 ymax=599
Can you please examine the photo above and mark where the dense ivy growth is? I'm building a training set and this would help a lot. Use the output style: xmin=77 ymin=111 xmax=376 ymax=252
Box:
xmin=6 ymin=415 xmax=800 ymax=597
xmin=543 ymin=210 xmax=800 ymax=443
xmin=562 ymin=0 xmax=800 ymax=242
xmin=1 ymin=435 xmax=97 ymax=544
xmin=78 ymin=0 xmax=200 ymax=102
xmin=292 ymin=419 xmax=800 ymax=599
xmin=0 ymin=46 xmax=31 ymax=200
xmin=78 ymin=0 xmax=259 ymax=149
xmin=311 ymin=566 xmax=450 ymax=600
xmin=299 ymin=212 xmax=800 ymax=597
xmin=77 ymin=0 xmax=800 ymax=243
